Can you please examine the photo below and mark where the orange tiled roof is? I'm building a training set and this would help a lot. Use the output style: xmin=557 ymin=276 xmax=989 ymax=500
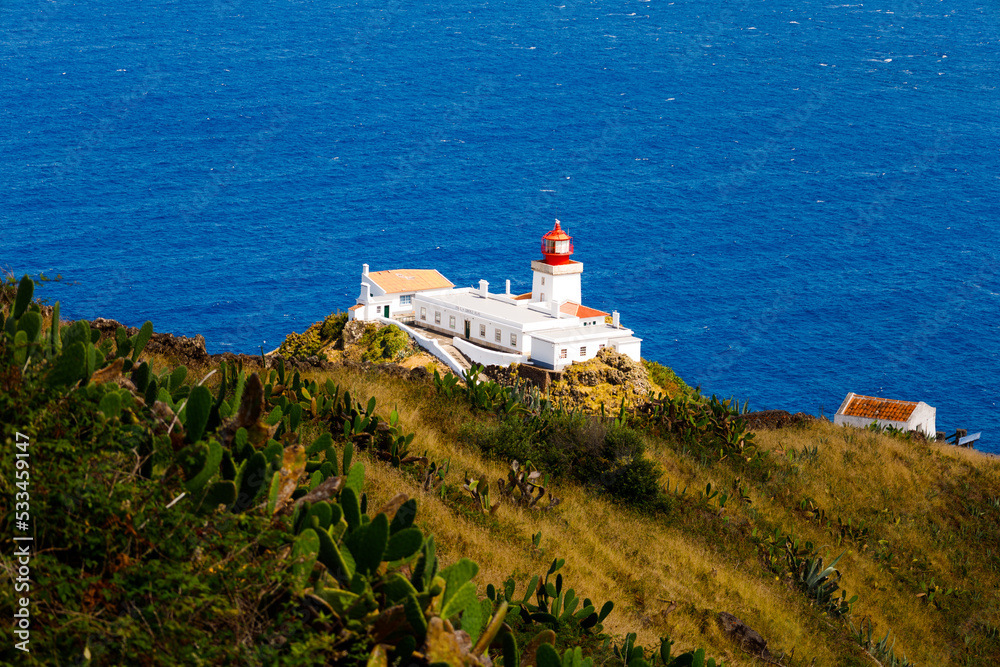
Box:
xmin=841 ymin=394 xmax=917 ymax=422
xmin=368 ymin=269 xmax=453 ymax=294
xmin=513 ymin=292 xmax=533 ymax=301
xmin=560 ymin=302 xmax=609 ymax=318
xmin=348 ymin=304 xmax=362 ymax=311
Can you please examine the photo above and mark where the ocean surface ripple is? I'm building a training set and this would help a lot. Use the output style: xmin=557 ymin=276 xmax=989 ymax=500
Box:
xmin=2 ymin=0 xmax=998 ymax=452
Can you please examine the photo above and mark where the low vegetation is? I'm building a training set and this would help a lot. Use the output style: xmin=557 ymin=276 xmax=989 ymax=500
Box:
xmin=278 ymin=312 xmax=349 ymax=358
xmin=3 ymin=275 xmax=1000 ymax=666
xmin=279 ymin=313 xmax=422 ymax=370
xmin=357 ymin=323 xmax=414 ymax=364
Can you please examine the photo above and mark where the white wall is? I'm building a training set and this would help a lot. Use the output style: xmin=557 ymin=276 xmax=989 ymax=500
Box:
xmin=527 ymin=333 xmax=637 ymax=370
xmin=833 ymin=409 xmax=935 ymax=437
xmin=530 ymin=261 xmax=582 ymax=305
xmin=350 ymin=303 xmax=385 ymax=322
xmin=530 ymin=340 xmax=559 ymax=370
xmin=355 ymin=292 xmax=438 ymax=322
xmin=375 ymin=317 xmax=466 ymax=376
xmin=353 ymin=297 xmax=393 ymax=321
xmin=908 ymin=403 xmax=936 ymax=436
xmin=530 ymin=340 xmax=590 ymax=371
xmin=613 ymin=339 xmax=642 ymax=362
xmin=453 ymin=337 xmax=529 ymax=368
xmin=413 ymin=297 xmax=527 ymax=354
xmin=362 ymin=275 xmax=386 ymax=298
xmin=834 ymin=414 xmax=908 ymax=431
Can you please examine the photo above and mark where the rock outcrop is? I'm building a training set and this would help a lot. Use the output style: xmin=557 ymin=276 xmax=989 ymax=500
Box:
xmin=547 ymin=348 xmax=653 ymax=412
xmin=482 ymin=363 xmax=559 ymax=391
xmin=88 ymin=318 xmax=343 ymax=372
xmin=716 ymin=612 xmax=773 ymax=660
xmin=90 ymin=318 xmax=209 ymax=364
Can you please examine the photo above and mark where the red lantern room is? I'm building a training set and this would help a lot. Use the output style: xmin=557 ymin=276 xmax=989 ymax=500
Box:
xmin=540 ymin=219 xmax=574 ymax=265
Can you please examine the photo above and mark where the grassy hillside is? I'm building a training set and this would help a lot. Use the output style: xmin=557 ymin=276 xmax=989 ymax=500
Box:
xmin=2 ymin=279 xmax=999 ymax=666
xmin=306 ymin=362 xmax=1000 ymax=666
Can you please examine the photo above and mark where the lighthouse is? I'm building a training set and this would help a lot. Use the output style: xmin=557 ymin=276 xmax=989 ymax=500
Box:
xmin=350 ymin=218 xmax=642 ymax=372
xmin=531 ymin=219 xmax=583 ymax=305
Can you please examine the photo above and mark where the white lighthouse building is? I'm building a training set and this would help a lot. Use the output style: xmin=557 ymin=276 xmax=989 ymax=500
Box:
xmin=349 ymin=221 xmax=641 ymax=371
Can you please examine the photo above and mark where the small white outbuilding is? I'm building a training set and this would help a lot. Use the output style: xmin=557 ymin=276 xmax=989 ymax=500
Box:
xmin=833 ymin=392 xmax=936 ymax=437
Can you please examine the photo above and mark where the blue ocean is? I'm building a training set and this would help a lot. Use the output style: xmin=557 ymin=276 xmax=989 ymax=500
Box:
xmin=2 ymin=0 xmax=998 ymax=452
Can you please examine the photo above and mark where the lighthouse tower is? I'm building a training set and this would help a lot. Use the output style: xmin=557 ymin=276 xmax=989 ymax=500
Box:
xmin=531 ymin=220 xmax=583 ymax=306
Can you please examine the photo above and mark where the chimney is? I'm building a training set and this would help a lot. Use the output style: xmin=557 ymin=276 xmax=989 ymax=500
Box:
xmin=612 ymin=310 xmax=620 ymax=328
xmin=479 ymin=279 xmax=489 ymax=298
xmin=551 ymin=300 xmax=561 ymax=318
xmin=361 ymin=283 xmax=371 ymax=303
xmin=505 ymin=279 xmax=511 ymax=295
xmin=362 ymin=263 xmax=369 ymax=276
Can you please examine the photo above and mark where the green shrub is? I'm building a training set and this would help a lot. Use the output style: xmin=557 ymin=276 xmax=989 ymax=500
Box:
xmin=546 ymin=412 xmax=608 ymax=480
xmin=320 ymin=312 xmax=347 ymax=340
xmin=278 ymin=325 xmax=324 ymax=357
xmin=359 ymin=324 xmax=411 ymax=363
xmin=602 ymin=457 xmax=662 ymax=507
xmin=603 ymin=422 xmax=646 ymax=459
xmin=460 ymin=413 xmax=662 ymax=505
xmin=642 ymin=359 xmax=693 ymax=396
xmin=277 ymin=312 xmax=347 ymax=358
xmin=459 ymin=417 xmax=539 ymax=465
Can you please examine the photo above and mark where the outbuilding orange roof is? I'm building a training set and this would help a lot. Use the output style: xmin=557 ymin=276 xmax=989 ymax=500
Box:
xmin=513 ymin=292 xmax=533 ymax=301
xmin=560 ymin=302 xmax=609 ymax=318
xmin=840 ymin=394 xmax=917 ymax=422
xmin=348 ymin=304 xmax=362 ymax=311
xmin=368 ymin=269 xmax=453 ymax=294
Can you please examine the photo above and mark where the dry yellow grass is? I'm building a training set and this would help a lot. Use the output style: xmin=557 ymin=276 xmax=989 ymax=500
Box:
xmin=744 ymin=422 xmax=1000 ymax=664
xmin=136 ymin=353 xmax=995 ymax=665
xmin=292 ymin=365 xmax=1000 ymax=664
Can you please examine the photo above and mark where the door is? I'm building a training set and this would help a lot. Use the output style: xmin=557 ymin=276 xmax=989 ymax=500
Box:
xmin=464 ymin=320 xmax=471 ymax=339
xmin=384 ymin=305 xmax=390 ymax=318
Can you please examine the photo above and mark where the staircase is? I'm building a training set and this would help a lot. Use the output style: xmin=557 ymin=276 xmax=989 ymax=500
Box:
xmin=415 ymin=328 xmax=472 ymax=372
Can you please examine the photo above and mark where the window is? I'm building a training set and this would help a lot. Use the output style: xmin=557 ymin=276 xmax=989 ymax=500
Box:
xmin=580 ymin=346 xmax=587 ymax=357
xmin=559 ymin=349 xmax=568 ymax=359
xmin=510 ymin=334 xmax=517 ymax=347
xmin=435 ymin=311 xmax=441 ymax=324
xmin=541 ymin=277 xmax=545 ymax=285
xmin=495 ymin=329 xmax=502 ymax=343
xmin=400 ymin=294 xmax=412 ymax=306
xmin=420 ymin=307 xmax=427 ymax=321
xmin=480 ymin=324 xmax=486 ymax=337
xmin=540 ymin=292 xmax=545 ymax=302
xmin=449 ymin=315 xmax=456 ymax=329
